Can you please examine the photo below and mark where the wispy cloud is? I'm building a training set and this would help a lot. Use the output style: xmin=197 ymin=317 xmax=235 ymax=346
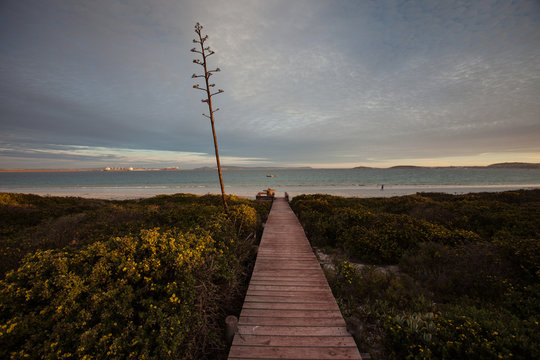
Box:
xmin=1 ymin=0 xmax=539 ymax=168
xmin=0 ymin=143 xmax=268 ymax=169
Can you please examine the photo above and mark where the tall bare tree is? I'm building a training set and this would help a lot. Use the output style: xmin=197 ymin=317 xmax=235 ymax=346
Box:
xmin=191 ymin=22 xmax=229 ymax=214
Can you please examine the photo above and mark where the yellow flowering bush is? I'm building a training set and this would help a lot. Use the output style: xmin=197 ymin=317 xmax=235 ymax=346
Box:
xmin=0 ymin=192 xmax=270 ymax=278
xmin=1 ymin=229 xmax=217 ymax=359
xmin=0 ymin=192 xmax=269 ymax=359
xmin=229 ymin=204 xmax=258 ymax=239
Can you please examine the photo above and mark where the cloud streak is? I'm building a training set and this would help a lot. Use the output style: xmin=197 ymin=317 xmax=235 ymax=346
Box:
xmin=0 ymin=143 xmax=268 ymax=169
xmin=1 ymin=0 xmax=539 ymax=168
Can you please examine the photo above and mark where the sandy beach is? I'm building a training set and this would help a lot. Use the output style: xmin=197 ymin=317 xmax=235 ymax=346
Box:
xmin=4 ymin=184 xmax=539 ymax=200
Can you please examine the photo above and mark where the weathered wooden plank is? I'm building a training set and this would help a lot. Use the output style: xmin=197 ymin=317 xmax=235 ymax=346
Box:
xmin=248 ymin=285 xmax=329 ymax=292
xmin=248 ymin=275 xmax=325 ymax=282
xmin=256 ymin=259 xmax=317 ymax=263
xmin=242 ymin=302 xmax=340 ymax=311
xmin=252 ymin=269 xmax=323 ymax=274
xmin=229 ymin=346 xmax=361 ymax=359
xmin=248 ymin=284 xmax=329 ymax=289
xmin=243 ymin=295 xmax=337 ymax=304
xmin=249 ymin=279 xmax=329 ymax=286
xmin=254 ymin=259 xmax=319 ymax=264
xmin=232 ymin=335 xmax=357 ymax=348
xmin=253 ymin=266 xmax=322 ymax=271
xmin=236 ymin=325 xmax=351 ymax=337
xmin=249 ymin=281 xmax=328 ymax=287
xmin=240 ymin=309 xmax=344 ymax=318
xmin=249 ymin=270 xmax=324 ymax=277
xmin=239 ymin=316 xmax=346 ymax=327
xmin=248 ymin=280 xmax=326 ymax=287
xmin=256 ymin=256 xmax=314 ymax=259
xmin=246 ymin=290 xmax=333 ymax=298
xmin=257 ymin=251 xmax=314 ymax=255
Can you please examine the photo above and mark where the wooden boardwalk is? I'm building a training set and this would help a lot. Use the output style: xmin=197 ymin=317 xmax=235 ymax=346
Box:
xmin=228 ymin=198 xmax=362 ymax=359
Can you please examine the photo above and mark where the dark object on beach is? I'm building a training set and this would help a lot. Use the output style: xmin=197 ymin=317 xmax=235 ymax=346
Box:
xmin=256 ymin=188 xmax=275 ymax=201
xmin=191 ymin=22 xmax=229 ymax=214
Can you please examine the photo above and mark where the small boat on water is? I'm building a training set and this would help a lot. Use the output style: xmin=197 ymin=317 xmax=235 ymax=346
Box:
xmin=266 ymin=174 xmax=275 ymax=177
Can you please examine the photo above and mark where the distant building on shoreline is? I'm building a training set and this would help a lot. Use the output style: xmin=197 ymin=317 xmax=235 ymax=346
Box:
xmin=103 ymin=166 xmax=180 ymax=172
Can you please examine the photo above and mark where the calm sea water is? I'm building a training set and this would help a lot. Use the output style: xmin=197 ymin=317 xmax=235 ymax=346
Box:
xmin=1 ymin=168 xmax=539 ymax=199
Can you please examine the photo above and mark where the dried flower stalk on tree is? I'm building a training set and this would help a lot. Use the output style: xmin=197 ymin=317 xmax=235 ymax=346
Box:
xmin=191 ymin=22 xmax=229 ymax=213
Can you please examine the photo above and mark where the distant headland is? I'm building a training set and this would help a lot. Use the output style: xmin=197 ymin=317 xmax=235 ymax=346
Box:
xmin=354 ymin=162 xmax=540 ymax=170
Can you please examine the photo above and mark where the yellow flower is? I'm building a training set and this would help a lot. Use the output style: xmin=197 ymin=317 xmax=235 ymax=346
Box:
xmin=170 ymin=293 xmax=179 ymax=303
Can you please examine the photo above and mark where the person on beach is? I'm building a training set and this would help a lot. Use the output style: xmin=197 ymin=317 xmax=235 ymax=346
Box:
xmin=381 ymin=184 xmax=384 ymax=190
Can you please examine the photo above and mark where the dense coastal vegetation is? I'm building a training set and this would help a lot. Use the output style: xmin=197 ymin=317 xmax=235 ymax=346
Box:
xmin=0 ymin=192 xmax=270 ymax=359
xmin=2 ymin=190 xmax=539 ymax=359
xmin=291 ymin=190 xmax=540 ymax=359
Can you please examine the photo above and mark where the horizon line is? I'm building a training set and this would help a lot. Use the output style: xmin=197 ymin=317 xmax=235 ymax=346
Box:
xmin=1 ymin=161 xmax=539 ymax=172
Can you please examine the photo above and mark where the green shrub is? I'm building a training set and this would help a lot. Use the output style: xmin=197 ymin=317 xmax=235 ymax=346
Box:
xmin=328 ymin=258 xmax=540 ymax=360
xmin=385 ymin=305 xmax=540 ymax=360
xmin=494 ymin=237 xmax=540 ymax=281
xmin=293 ymin=191 xmax=540 ymax=359
xmin=0 ymin=227 xmax=244 ymax=359
xmin=341 ymin=214 xmax=437 ymax=264
xmin=331 ymin=261 xmax=431 ymax=315
xmin=292 ymin=194 xmax=481 ymax=265
xmin=327 ymin=260 xmax=431 ymax=357
xmin=400 ymin=241 xmax=518 ymax=303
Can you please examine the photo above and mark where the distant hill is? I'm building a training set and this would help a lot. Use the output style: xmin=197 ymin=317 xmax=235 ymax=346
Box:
xmin=486 ymin=162 xmax=540 ymax=169
xmin=353 ymin=162 xmax=540 ymax=170
xmin=353 ymin=165 xmax=427 ymax=170
xmin=388 ymin=165 xmax=425 ymax=169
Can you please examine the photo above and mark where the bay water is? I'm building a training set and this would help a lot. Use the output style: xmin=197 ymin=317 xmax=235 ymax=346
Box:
xmin=1 ymin=168 xmax=539 ymax=199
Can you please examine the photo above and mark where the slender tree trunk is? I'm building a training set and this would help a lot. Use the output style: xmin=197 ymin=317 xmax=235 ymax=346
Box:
xmin=192 ymin=23 xmax=229 ymax=214
xmin=210 ymin=119 xmax=228 ymax=213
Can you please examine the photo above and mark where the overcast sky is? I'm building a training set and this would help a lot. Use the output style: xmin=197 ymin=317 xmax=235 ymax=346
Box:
xmin=1 ymin=0 xmax=539 ymax=169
